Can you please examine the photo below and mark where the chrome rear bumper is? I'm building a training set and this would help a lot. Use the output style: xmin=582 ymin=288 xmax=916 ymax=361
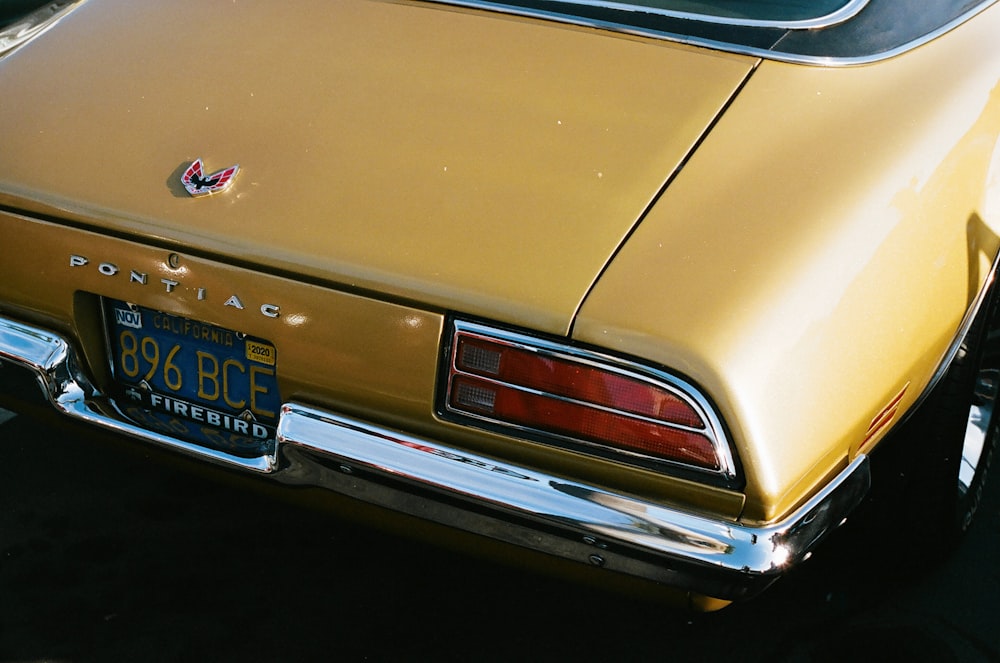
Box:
xmin=0 ymin=315 xmax=870 ymax=600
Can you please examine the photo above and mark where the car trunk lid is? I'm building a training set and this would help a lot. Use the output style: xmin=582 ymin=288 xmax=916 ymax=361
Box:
xmin=0 ymin=0 xmax=756 ymax=335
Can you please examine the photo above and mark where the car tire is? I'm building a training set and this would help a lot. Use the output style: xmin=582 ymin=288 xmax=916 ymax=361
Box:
xmin=867 ymin=281 xmax=1000 ymax=563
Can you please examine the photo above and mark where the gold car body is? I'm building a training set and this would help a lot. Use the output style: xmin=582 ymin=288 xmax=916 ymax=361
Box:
xmin=2 ymin=0 xmax=999 ymax=605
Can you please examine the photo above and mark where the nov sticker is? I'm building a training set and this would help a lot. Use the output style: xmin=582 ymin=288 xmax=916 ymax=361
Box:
xmin=114 ymin=308 xmax=143 ymax=329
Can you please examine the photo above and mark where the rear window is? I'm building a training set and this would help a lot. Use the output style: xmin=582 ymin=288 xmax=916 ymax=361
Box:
xmin=446 ymin=0 xmax=994 ymax=63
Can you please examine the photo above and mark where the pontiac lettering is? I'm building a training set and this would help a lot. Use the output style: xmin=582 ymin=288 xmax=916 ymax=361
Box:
xmin=70 ymin=254 xmax=281 ymax=319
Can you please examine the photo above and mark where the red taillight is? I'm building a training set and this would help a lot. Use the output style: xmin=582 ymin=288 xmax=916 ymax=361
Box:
xmin=455 ymin=337 xmax=704 ymax=428
xmin=445 ymin=326 xmax=728 ymax=473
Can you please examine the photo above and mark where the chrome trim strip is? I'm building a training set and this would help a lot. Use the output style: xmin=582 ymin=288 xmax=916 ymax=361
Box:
xmin=277 ymin=402 xmax=868 ymax=599
xmin=0 ymin=0 xmax=86 ymax=58
xmin=770 ymin=0 xmax=1000 ymax=67
xmin=446 ymin=320 xmax=738 ymax=480
xmin=904 ymin=247 xmax=1000 ymax=426
xmin=0 ymin=314 xmax=870 ymax=598
xmin=504 ymin=0 xmax=869 ymax=30
xmin=425 ymin=0 xmax=998 ymax=66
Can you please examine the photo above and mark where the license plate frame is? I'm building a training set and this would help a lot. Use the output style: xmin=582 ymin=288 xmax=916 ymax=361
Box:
xmin=102 ymin=298 xmax=281 ymax=456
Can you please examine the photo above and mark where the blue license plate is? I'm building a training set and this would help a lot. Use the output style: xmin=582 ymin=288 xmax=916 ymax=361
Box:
xmin=104 ymin=299 xmax=280 ymax=453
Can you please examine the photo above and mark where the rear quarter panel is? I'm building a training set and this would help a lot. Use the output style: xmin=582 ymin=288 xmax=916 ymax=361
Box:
xmin=574 ymin=3 xmax=1000 ymax=522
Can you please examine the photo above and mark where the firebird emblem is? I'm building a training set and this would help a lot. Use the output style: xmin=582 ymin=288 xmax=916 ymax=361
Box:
xmin=181 ymin=159 xmax=239 ymax=197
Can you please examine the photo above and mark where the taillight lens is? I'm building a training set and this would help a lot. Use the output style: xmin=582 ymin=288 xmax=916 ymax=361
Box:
xmin=443 ymin=322 xmax=733 ymax=476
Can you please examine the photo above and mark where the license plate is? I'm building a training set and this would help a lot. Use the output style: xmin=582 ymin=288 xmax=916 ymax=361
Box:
xmin=104 ymin=299 xmax=281 ymax=454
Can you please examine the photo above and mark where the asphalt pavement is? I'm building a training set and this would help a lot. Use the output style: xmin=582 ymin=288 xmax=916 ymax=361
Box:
xmin=1 ymin=407 xmax=999 ymax=661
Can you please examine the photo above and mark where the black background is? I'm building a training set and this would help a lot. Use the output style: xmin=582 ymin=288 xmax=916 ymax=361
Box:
xmin=2 ymin=409 xmax=999 ymax=662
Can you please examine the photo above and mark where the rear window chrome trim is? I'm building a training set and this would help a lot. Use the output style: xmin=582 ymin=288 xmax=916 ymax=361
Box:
xmin=489 ymin=0 xmax=870 ymax=30
xmin=425 ymin=0 xmax=999 ymax=66
xmin=0 ymin=0 xmax=87 ymax=59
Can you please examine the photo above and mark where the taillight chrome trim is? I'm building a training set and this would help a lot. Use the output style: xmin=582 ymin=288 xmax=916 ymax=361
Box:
xmin=442 ymin=319 xmax=738 ymax=481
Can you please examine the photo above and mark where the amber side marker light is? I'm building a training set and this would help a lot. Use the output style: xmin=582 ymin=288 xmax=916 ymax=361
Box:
xmin=445 ymin=324 xmax=730 ymax=474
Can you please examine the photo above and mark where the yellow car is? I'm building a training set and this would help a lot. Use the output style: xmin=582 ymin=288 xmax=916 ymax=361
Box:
xmin=2 ymin=0 xmax=999 ymax=609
